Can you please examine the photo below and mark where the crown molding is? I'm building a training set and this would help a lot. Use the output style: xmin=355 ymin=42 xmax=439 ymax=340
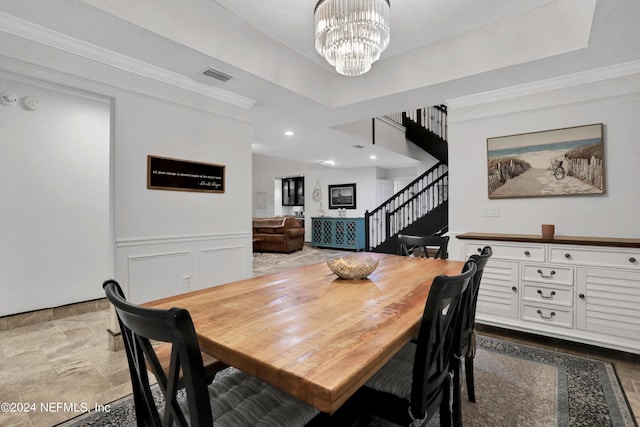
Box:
xmin=0 ymin=12 xmax=256 ymax=109
xmin=446 ymin=60 xmax=640 ymax=109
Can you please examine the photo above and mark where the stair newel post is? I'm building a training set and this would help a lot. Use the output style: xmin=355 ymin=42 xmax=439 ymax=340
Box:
xmin=364 ymin=210 xmax=371 ymax=251
xmin=385 ymin=210 xmax=392 ymax=244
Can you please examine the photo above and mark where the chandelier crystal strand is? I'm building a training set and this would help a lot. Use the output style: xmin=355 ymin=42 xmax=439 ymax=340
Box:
xmin=315 ymin=0 xmax=390 ymax=76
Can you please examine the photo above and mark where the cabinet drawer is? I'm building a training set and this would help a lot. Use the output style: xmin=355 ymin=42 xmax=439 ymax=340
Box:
xmin=522 ymin=283 xmax=573 ymax=307
xmin=549 ymin=246 xmax=640 ymax=269
xmin=466 ymin=242 xmax=544 ymax=262
xmin=522 ymin=304 xmax=573 ymax=328
xmin=522 ymin=264 xmax=573 ymax=285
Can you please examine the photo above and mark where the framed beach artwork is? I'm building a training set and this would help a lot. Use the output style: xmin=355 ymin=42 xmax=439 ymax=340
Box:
xmin=487 ymin=124 xmax=605 ymax=199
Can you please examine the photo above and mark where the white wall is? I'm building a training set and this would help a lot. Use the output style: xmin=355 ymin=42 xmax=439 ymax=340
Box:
xmin=253 ymin=154 xmax=383 ymax=241
xmin=332 ymin=117 xmax=439 ymax=172
xmin=447 ymin=70 xmax=640 ymax=260
xmin=252 ymin=118 xmax=439 ymax=243
xmin=0 ymin=27 xmax=254 ymax=312
xmin=112 ymin=90 xmax=253 ymax=303
xmin=0 ymin=74 xmax=111 ymax=316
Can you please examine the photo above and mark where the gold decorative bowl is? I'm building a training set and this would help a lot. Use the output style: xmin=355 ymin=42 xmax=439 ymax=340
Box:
xmin=326 ymin=255 xmax=379 ymax=280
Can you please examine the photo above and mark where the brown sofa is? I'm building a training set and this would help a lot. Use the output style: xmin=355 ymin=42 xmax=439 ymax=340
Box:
xmin=252 ymin=216 xmax=304 ymax=253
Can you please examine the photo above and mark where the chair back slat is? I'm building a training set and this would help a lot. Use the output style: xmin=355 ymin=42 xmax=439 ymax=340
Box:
xmin=410 ymin=260 xmax=476 ymax=420
xmin=398 ymin=234 xmax=450 ymax=259
xmin=456 ymin=246 xmax=493 ymax=356
xmin=103 ymin=280 xmax=213 ymax=427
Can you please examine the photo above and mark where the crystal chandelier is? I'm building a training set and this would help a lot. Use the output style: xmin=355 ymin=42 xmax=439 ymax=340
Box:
xmin=314 ymin=0 xmax=391 ymax=77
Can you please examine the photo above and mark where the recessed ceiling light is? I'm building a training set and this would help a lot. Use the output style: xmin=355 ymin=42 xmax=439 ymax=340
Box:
xmin=284 ymin=130 xmax=294 ymax=136
xmin=370 ymin=155 xmax=377 ymax=159
xmin=322 ymin=160 xmax=336 ymax=166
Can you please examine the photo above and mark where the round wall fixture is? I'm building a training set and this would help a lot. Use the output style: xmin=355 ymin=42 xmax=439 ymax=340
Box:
xmin=0 ymin=92 xmax=19 ymax=106
xmin=312 ymin=181 xmax=322 ymax=201
xmin=23 ymin=96 xmax=39 ymax=111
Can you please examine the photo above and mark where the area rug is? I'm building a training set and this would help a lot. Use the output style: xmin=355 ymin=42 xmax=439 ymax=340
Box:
xmin=55 ymin=335 xmax=636 ymax=427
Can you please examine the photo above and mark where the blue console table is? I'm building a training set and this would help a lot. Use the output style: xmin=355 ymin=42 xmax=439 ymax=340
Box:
xmin=311 ymin=217 xmax=365 ymax=251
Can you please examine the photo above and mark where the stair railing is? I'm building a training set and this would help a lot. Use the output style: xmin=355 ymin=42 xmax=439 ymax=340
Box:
xmin=365 ymin=162 xmax=448 ymax=251
xmin=403 ymin=105 xmax=448 ymax=142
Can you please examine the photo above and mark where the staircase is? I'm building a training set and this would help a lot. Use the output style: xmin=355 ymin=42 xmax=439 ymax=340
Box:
xmin=385 ymin=105 xmax=448 ymax=163
xmin=365 ymin=106 xmax=448 ymax=253
xmin=403 ymin=105 xmax=448 ymax=163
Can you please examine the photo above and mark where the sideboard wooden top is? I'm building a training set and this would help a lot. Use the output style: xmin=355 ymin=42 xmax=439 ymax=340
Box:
xmin=456 ymin=232 xmax=640 ymax=249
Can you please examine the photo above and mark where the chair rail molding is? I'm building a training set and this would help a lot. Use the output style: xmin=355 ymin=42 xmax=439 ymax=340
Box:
xmin=115 ymin=231 xmax=251 ymax=247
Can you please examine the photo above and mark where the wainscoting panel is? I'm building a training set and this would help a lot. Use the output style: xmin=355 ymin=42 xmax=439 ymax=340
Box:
xmin=199 ymin=245 xmax=248 ymax=289
xmin=127 ymin=251 xmax=191 ymax=304
xmin=115 ymin=232 xmax=252 ymax=307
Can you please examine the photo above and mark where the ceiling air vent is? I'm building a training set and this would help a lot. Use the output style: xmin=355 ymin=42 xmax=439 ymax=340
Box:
xmin=202 ymin=68 xmax=232 ymax=82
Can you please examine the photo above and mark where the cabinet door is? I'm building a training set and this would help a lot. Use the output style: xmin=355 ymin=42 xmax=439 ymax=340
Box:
xmin=282 ymin=177 xmax=304 ymax=206
xmin=336 ymin=219 xmax=360 ymax=248
xmin=282 ymin=179 xmax=294 ymax=206
xmin=476 ymin=260 xmax=519 ymax=319
xmin=576 ymin=267 xmax=640 ymax=341
xmin=311 ymin=219 xmax=332 ymax=245
xmin=295 ymin=178 xmax=304 ymax=205
xmin=311 ymin=219 xmax=321 ymax=245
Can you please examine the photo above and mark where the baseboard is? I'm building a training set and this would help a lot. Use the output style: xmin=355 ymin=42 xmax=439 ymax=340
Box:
xmin=0 ymin=298 xmax=109 ymax=330
xmin=476 ymin=324 xmax=640 ymax=362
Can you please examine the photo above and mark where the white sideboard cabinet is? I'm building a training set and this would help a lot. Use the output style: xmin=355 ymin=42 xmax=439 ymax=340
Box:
xmin=457 ymin=233 xmax=640 ymax=354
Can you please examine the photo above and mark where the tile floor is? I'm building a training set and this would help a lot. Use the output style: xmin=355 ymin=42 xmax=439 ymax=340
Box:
xmin=0 ymin=251 xmax=638 ymax=426
xmin=0 ymin=309 xmax=131 ymax=427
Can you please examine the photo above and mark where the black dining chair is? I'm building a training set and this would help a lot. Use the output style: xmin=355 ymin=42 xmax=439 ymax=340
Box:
xmin=357 ymin=260 xmax=477 ymax=427
xmin=451 ymin=246 xmax=492 ymax=427
xmin=152 ymin=341 xmax=227 ymax=387
xmin=398 ymin=234 xmax=450 ymax=259
xmin=103 ymin=279 xmax=320 ymax=427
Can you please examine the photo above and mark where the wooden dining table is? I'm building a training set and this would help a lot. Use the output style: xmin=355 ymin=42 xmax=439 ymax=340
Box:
xmin=144 ymin=252 xmax=465 ymax=414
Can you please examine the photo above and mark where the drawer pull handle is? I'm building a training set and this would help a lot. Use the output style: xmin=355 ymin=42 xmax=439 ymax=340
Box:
xmin=537 ymin=310 xmax=556 ymax=320
xmin=511 ymin=286 xmax=517 ymax=292
xmin=579 ymin=293 xmax=585 ymax=299
xmin=524 ymin=250 xmax=530 ymax=256
xmin=630 ymin=257 xmax=637 ymax=263
xmin=537 ymin=269 xmax=556 ymax=279
xmin=537 ymin=289 xmax=556 ymax=299
xmin=564 ymin=253 xmax=571 ymax=259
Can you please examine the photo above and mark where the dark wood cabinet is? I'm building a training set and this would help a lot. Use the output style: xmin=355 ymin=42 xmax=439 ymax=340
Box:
xmin=282 ymin=176 xmax=304 ymax=206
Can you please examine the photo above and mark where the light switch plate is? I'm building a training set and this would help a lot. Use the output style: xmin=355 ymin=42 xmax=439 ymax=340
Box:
xmin=482 ymin=206 xmax=500 ymax=217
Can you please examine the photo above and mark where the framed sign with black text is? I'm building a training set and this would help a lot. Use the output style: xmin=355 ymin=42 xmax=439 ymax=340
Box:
xmin=147 ymin=155 xmax=225 ymax=193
